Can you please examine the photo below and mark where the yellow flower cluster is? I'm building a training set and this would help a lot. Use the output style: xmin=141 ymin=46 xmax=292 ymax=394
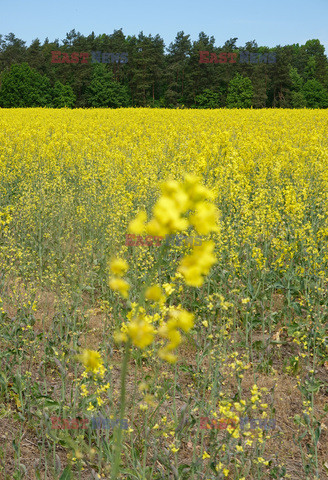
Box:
xmin=128 ymin=175 xmax=219 ymax=239
xmin=109 ymin=175 xmax=217 ymax=359
xmin=145 ymin=285 xmax=165 ymax=304
xmin=108 ymin=258 xmax=130 ymax=299
xmin=125 ymin=315 xmax=156 ymax=349
xmin=77 ymin=349 xmax=103 ymax=374
xmin=178 ymin=241 xmax=217 ymax=286
xmin=115 ymin=304 xmax=194 ymax=361
xmin=153 ymin=175 xmax=219 ymax=237
xmin=158 ymin=309 xmax=194 ymax=363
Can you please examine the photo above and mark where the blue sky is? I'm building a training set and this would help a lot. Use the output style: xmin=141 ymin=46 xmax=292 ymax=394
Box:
xmin=1 ymin=0 xmax=327 ymax=54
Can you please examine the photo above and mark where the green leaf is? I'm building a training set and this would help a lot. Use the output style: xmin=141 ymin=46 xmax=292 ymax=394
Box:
xmin=303 ymin=413 xmax=310 ymax=425
xmin=59 ymin=466 xmax=71 ymax=480
xmin=36 ymin=396 xmax=60 ymax=408
xmin=314 ymin=425 xmax=321 ymax=445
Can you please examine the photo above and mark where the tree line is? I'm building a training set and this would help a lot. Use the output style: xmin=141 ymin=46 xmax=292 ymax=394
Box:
xmin=0 ymin=29 xmax=327 ymax=108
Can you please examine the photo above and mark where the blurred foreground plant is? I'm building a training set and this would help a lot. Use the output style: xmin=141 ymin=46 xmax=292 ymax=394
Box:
xmin=107 ymin=174 xmax=219 ymax=478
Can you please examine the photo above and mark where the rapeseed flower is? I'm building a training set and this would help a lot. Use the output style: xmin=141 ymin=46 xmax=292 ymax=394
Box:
xmin=168 ymin=309 xmax=194 ymax=332
xmin=178 ymin=241 xmax=217 ymax=286
xmin=128 ymin=211 xmax=147 ymax=234
xmin=148 ymin=197 xmax=188 ymax=235
xmin=126 ymin=318 xmax=156 ymax=349
xmin=109 ymin=258 xmax=129 ymax=277
xmin=161 ymin=180 xmax=190 ymax=211
xmin=145 ymin=285 xmax=165 ymax=303
xmin=183 ymin=174 xmax=214 ymax=204
xmin=162 ymin=283 xmax=175 ymax=295
xmin=77 ymin=349 xmax=103 ymax=373
xmin=109 ymin=278 xmax=130 ymax=298
xmin=158 ymin=350 xmax=177 ymax=363
xmin=189 ymin=202 xmax=220 ymax=235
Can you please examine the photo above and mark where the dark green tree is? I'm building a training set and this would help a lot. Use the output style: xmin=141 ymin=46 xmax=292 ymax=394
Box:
xmin=52 ymin=81 xmax=76 ymax=107
xmin=289 ymin=66 xmax=303 ymax=91
xmin=268 ymin=45 xmax=293 ymax=107
xmin=305 ymin=56 xmax=316 ymax=80
xmin=226 ymin=73 xmax=253 ymax=108
xmin=301 ymin=79 xmax=328 ymax=108
xmin=251 ymin=69 xmax=268 ymax=108
xmin=289 ymin=66 xmax=306 ymax=107
xmin=290 ymin=91 xmax=307 ymax=108
xmin=194 ymin=89 xmax=221 ymax=108
xmin=187 ymin=32 xmax=217 ymax=106
xmin=86 ymin=63 xmax=130 ymax=107
xmin=303 ymin=40 xmax=328 ymax=86
xmin=127 ymin=32 xmax=165 ymax=106
xmin=165 ymin=31 xmax=192 ymax=107
xmin=0 ymin=33 xmax=26 ymax=71
xmin=26 ymin=39 xmax=44 ymax=71
xmin=0 ymin=62 xmax=52 ymax=107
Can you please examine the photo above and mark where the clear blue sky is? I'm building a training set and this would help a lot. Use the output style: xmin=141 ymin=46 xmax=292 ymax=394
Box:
xmin=0 ymin=0 xmax=327 ymax=53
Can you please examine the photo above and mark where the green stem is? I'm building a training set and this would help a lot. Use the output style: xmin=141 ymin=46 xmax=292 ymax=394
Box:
xmin=112 ymin=339 xmax=131 ymax=480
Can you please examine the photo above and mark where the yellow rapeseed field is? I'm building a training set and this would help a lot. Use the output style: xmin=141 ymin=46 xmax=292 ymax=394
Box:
xmin=0 ymin=108 xmax=328 ymax=479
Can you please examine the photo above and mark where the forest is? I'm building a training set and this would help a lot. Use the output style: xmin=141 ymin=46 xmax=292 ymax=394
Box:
xmin=0 ymin=29 xmax=327 ymax=108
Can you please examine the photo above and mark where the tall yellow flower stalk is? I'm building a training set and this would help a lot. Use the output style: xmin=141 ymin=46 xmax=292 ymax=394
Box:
xmin=108 ymin=174 xmax=219 ymax=479
xmin=109 ymin=174 xmax=219 ymax=355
